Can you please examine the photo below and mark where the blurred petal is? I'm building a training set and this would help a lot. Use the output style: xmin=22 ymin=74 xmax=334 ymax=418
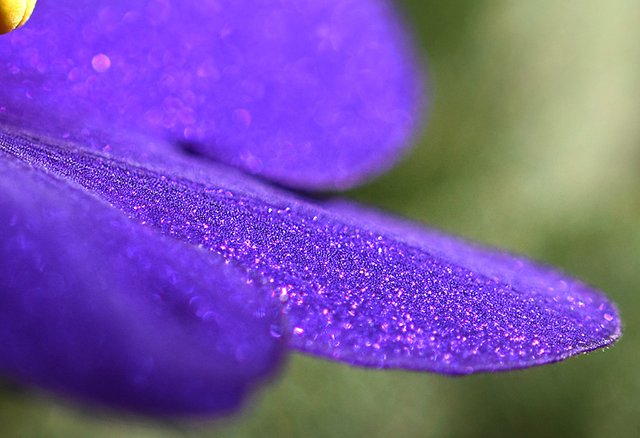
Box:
xmin=0 ymin=140 xmax=282 ymax=416
xmin=0 ymin=0 xmax=424 ymax=190
xmin=1 ymin=122 xmax=620 ymax=375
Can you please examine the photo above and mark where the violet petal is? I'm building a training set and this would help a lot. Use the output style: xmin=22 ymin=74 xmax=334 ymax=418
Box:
xmin=0 ymin=123 xmax=620 ymax=375
xmin=0 ymin=136 xmax=282 ymax=415
xmin=0 ymin=0 xmax=424 ymax=190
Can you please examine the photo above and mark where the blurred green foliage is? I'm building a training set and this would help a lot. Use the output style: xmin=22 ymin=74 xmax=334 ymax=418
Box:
xmin=2 ymin=0 xmax=639 ymax=436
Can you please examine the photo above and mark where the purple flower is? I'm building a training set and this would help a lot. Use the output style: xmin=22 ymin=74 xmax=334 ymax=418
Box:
xmin=0 ymin=0 xmax=621 ymax=418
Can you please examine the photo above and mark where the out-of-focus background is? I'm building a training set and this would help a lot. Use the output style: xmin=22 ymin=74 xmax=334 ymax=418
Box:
xmin=2 ymin=0 xmax=639 ymax=436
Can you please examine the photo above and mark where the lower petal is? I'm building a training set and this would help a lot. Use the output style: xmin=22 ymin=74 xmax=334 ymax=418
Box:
xmin=0 ymin=152 xmax=282 ymax=416
xmin=0 ymin=121 xmax=620 ymax=375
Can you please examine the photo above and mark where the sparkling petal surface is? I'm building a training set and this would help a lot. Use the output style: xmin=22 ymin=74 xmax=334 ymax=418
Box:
xmin=0 ymin=137 xmax=282 ymax=415
xmin=0 ymin=122 xmax=621 ymax=375
xmin=0 ymin=0 xmax=424 ymax=190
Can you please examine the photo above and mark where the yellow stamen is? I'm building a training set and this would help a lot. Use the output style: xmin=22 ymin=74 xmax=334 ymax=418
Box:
xmin=0 ymin=0 xmax=37 ymax=35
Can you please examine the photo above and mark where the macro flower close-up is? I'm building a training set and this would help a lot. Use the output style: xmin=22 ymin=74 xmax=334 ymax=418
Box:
xmin=1 ymin=0 xmax=638 ymax=437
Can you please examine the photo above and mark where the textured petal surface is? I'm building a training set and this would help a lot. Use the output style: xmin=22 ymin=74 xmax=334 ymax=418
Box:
xmin=0 ymin=122 xmax=620 ymax=375
xmin=0 ymin=0 xmax=424 ymax=190
xmin=0 ymin=138 xmax=282 ymax=416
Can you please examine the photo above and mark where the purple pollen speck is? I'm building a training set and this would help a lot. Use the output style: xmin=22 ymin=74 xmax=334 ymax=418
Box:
xmin=91 ymin=53 xmax=111 ymax=73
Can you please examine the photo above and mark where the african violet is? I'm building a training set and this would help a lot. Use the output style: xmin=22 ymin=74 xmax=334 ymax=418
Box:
xmin=0 ymin=0 xmax=620 ymax=417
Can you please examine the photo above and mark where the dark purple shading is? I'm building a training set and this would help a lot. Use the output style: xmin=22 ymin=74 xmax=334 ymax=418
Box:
xmin=0 ymin=0 xmax=424 ymax=190
xmin=0 ymin=121 xmax=620 ymax=376
xmin=0 ymin=135 xmax=283 ymax=416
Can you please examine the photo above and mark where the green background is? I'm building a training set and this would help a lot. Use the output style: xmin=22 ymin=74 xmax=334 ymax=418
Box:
xmin=2 ymin=0 xmax=639 ymax=436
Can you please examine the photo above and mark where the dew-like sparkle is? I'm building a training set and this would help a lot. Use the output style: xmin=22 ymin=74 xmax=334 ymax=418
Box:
xmin=0 ymin=125 xmax=621 ymax=374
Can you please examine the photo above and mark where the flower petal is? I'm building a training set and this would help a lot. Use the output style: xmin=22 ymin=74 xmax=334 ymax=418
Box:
xmin=0 ymin=122 xmax=620 ymax=375
xmin=0 ymin=0 xmax=425 ymax=190
xmin=0 ymin=138 xmax=282 ymax=415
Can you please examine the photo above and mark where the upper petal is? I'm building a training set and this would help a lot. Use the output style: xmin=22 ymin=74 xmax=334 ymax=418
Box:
xmin=0 ymin=0 xmax=425 ymax=190
xmin=0 ymin=136 xmax=282 ymax=416
xmin=0 ymin=121 xmax=620 ymax=375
